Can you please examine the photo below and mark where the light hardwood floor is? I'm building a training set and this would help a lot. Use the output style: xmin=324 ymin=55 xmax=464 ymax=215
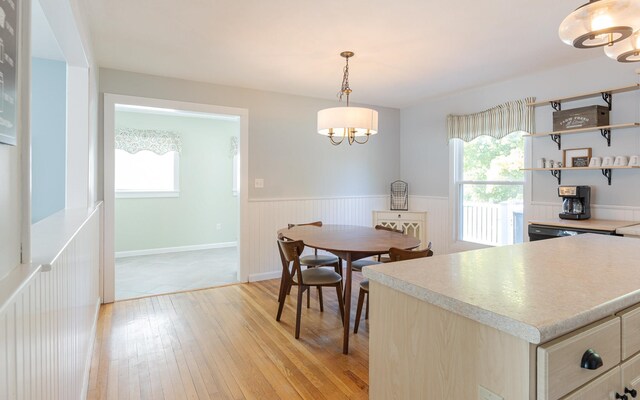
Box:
xmin=87 ymin=276 xmax=369 ymax=399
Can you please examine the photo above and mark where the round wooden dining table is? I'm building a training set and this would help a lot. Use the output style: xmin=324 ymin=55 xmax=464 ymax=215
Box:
xmin=277 ymin=224 xmax=420 ymax=354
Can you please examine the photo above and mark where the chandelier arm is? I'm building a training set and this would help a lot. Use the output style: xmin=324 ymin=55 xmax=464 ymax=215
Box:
xmin=352 ymin=134 xmax=370 ymax=145
xmin=329 ymin=133 xmax=345 ymax=146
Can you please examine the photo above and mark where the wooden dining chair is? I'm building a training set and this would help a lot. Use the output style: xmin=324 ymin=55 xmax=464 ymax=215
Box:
xmin=288 ymin=221 xmax=342 ymax=274
xmin=276 ymin=238 xmax=345 ymax=339
xmin=354 ymin=243 xmax=433 ymax=334
xmin=282 ymin=221 xmax=343 ymax=306
xmin=374 ymin=224 xmax=405 ymax=263
xmin=350 ymin=224 xmax=405 ymax=271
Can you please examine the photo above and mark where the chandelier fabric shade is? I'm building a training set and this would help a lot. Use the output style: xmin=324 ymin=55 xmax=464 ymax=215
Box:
xmin=317 ymin=107 xmax=378 ymax=137
xmin=558 ymin=0 xmax=639 ymax=48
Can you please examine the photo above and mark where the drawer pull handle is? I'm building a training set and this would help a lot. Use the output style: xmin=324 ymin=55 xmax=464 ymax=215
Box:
xmin=625 ymin=388 xmax=638 ymax=398
xmin=616 ymin=394 xmax=628 ymax=400
xmin=580 ymin=348 xmax=603 ymax=370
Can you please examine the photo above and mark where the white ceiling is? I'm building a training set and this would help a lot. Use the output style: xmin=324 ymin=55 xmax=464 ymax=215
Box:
xmin=82 ymin=0 xmax=601 ymax=108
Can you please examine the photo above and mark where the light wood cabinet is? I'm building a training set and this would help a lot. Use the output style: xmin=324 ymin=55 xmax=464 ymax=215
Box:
xmin=370 ymin=283 xmax=640 ymax=400
xmin=372 ymin=210 xmax=428 ymax=250
xmin=559 ymin=367 xmax=620 ymax=400
xmin=537 ymin=305 xmax=640 ymax=400
xmin=621 ymin=304 xmax=640 ymax=360
xmin=537 ymin=317 xmax=621 ymax=400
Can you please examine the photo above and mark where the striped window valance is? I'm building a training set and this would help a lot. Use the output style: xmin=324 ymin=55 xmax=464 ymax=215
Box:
xmin=115 ymin=128 xmax=182 ymax=155
xmin=447 ymin=97 xmax=535 ymax=142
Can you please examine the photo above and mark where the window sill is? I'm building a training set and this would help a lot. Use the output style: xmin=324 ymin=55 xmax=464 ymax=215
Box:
xmin=116 ymin=191 xmax=180 ymax=199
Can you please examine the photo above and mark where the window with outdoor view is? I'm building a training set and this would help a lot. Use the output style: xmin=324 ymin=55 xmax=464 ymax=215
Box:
xmin=453 ymin=131 xmax=524 ymax=246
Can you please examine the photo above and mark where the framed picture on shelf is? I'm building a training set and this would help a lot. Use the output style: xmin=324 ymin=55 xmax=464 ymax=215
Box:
xmin=563 ymin=147 xmax=592 ymax=168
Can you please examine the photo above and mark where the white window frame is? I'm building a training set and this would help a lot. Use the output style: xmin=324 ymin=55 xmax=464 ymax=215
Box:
xmin=449 ymin=136 xmax=526 ymax=252
xmin=115 ymin=150 xmax=180 ymax=198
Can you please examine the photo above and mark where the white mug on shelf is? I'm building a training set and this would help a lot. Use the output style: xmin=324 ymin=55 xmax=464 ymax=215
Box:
xmin=629 ymin=155 xmax=640 ymax=167
xmin=602 ymin=156 xmax=614 ymax=167
xmin=589 ymin=157 xmax=602 ymax=167
xmin=537 ymin=158 xmax=545 ymax=168
xmin=614 ymin=156 xmax=629 ymax=166
xmin=547 ymin=159 xmax=554 ymax=169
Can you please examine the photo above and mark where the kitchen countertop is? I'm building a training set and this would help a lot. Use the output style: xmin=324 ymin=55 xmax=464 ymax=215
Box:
xmin=617 ymin=223 xmax=640 ymax=236
xmin=528 ymin=218 xmax=639 ymax=231
xmin=363 ymin=234 xmax=640 ymax=344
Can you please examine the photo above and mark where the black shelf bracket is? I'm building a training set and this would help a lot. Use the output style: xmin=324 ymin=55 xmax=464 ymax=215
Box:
xmin=600 ymin=128 xmax=612 ymax=146
xmin=550 ymin=169 xmax=561 ymax=184
xmin=601 ymin=168 xmax=612 ymax=185
xmin=550 ymin=134 xmax=561 ymax=150
xmin=601 ymin=92 xmax=612 ymax=110
xmin=550 ymin=101 xmax=562 ymax=111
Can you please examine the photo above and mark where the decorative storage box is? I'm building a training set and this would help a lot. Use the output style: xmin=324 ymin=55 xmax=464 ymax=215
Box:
xmin=552 ymin=105 xmax=609 ymax=131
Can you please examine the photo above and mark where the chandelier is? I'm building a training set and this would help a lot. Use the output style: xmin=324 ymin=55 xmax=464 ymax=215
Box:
xmin=558 ymin=0 xmax=640 ymax=62
xmin=317 ymin=51 xmax=378 ymax=145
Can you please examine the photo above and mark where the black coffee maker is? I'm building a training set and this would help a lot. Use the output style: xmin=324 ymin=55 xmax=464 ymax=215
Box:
xmin=558 ymin=185 xmax=591 ymax=220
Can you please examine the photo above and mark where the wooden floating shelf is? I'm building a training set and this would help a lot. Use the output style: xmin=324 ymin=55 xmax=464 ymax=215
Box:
xmin=522 ymin=165 xmax=639 ymax=185
xmin=527 ymin=84 xmax=640 ymax=107
xmin=523 ymin=123 xmax=640 ymax=138
xmin=522 ymin=166 xmax=640 ymax=171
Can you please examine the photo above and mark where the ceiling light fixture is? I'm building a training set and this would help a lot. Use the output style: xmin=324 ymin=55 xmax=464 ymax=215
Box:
xmin=558 ymin=0 xmax=638 ymax=49
xmin=317 ymin=51 xmax=378 ymax=146
xmin=604 ymin=30 xmax=640 ymax=62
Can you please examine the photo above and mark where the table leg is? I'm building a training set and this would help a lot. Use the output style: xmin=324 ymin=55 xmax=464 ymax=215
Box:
xmin=343 ymin=253 xmax=352 ymax=354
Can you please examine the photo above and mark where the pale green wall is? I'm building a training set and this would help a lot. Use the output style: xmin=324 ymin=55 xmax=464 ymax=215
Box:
xmin=115 ymin=111 xmax=239 ymax=252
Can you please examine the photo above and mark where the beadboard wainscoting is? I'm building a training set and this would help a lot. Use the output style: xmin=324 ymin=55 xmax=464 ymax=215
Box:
xmin=407 ymin=196 xmax=451 ymax=255
xmin=247 ymin=196 xmax=388 ymax=281
xmin=528 ymin=202 xmax=640 ymax=223
xmin=0 ymin=205 xmax=102 ymax=400
xmin=246 ymin=195 xmax=452 ymax=281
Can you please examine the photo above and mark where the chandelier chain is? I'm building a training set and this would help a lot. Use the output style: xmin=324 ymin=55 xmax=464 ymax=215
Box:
xmin=337 ymin=56 xmax=351 ymax=106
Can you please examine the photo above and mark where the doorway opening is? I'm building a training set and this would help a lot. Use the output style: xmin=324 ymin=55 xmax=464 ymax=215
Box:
xmin=103 ymin=95 xmax=249 ymax=303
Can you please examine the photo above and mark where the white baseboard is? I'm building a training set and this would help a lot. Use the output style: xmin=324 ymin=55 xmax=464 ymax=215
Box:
xmin=248 ymin=270 xmax=281 ymax=282
xmin=115 ymin=241 xmax=237 ymax=258
xmin=81 ymin=297 xmax=101 ymax=400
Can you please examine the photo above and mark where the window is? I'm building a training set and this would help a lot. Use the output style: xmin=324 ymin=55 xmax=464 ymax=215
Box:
xmin=115 ymin=149 xmax=179 ymax=198
xmin=452 ymin=131 xmax=524 ymax=246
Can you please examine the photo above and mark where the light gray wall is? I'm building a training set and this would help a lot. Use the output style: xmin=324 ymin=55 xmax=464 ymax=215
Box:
xmin=31 ymin=58 xmax=67 ymax=223
xmin=401 ymin=57 xmax=640 ymax=207
xmin=99 ymin=68 xmax=401 ymax=200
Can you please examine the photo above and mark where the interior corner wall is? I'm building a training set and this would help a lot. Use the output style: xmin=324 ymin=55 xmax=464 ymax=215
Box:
xmin=98 ymin=68 xmax=401 ymax=201
xmin=400 ymin=57 xmax=640 ymax=252
xmin=114 ymin=111 xmax=239 ymax=252
xmin=31 ymin=57 xmax=67 ymax=223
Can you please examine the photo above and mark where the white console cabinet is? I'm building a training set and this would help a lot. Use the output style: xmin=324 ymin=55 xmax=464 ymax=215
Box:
xmin=372 ymin=211 xmax=428 ymax=250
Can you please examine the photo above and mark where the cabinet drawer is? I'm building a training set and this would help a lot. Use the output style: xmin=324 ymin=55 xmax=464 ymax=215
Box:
xmin=538 ymin=316 xmax=621 ymax=400
xmin=375 ymin=211 xmax=411 ymax=221
xmin=621 ymin=352 xmax=640 ymax=396
xmin=619 ymin=304 xmax=640 ymax=360
xmin=559 ymin=366 xmax=620 ymax=400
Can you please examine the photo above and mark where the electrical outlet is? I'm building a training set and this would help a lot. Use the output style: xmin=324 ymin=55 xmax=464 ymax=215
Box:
xmin=254 ymin=178 xmax=264 ymax=188
xmin=478 ymin=385 xmax=503 ymax=400
xmin=216 ymin=223 xmax=222 ymax=230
